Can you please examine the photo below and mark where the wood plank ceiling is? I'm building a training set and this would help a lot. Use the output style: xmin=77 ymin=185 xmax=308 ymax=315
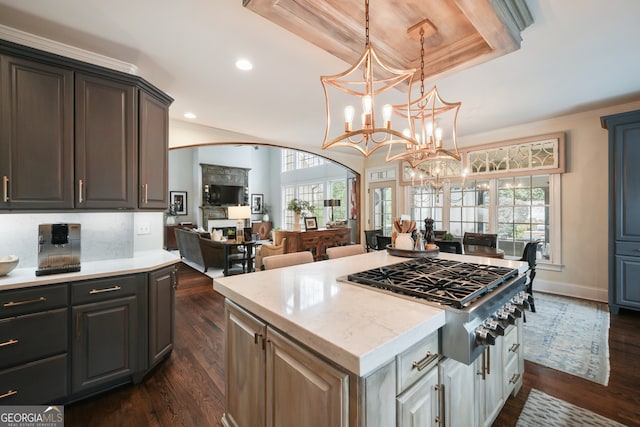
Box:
xmin=244 ymin=0 xmax=533 ymax=83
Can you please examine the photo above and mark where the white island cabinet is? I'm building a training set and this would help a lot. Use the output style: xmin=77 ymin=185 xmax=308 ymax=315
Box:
xmin=214 ymin=251 xmax=526 ymax=427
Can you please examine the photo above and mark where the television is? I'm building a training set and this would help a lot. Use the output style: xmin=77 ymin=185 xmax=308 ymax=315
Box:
xmin=207 ymin=185 xmax=244 ymax=206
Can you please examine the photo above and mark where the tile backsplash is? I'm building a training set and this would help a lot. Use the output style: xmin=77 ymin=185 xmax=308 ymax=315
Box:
xmin=0 ymin=212 xmax=164 ymax=268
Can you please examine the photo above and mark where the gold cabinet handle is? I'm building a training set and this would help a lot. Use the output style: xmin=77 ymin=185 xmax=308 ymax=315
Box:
xmin=2 ymin=176 xmax=8 ymax=202
xmin=3 ymin=297 xmax=46 ymax=307
xmin=0 ymin=390 xmax=17 ymax=400
xmin=89 ymin=285 xmax=121 ymax=295
xmin=78 ymin=179 xmax=84 ymax=204
xmin=0 ymin=339 xmax=19 ymax=348
xmin=412 ymin=351 xmax=439 ymax=371
xmin=509 ymin=343 xmax=520 ymax=353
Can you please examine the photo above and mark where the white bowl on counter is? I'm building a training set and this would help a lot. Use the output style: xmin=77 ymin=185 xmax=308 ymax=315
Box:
xmin=0 ymin=255 xmax=19 ymax=276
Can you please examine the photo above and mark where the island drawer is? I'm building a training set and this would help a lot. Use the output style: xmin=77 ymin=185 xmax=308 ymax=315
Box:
xmin=616 ymin=241 xmax=640 ymax=256
xmin=0 ymin=353 xmax=68 ymax=405
xmin=502 ymin=324 xmax=520 ymax=366
xmin=0 ymin=284 xmax=68 ymax=318
xmin=0 ymin=308 xmax=68 ymax=370
xmin=71 ymin=274 xmax=143 ymax=305
xmin=396 ymin=331 xmax=439 ymax=393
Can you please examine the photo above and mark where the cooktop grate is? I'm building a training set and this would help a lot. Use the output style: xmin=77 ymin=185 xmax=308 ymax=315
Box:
xmin=346 ymin=257 xmax=519 ymax=309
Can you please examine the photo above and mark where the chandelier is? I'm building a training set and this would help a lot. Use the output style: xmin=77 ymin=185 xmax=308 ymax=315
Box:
xmin=386 ymin=24 xmax=462 ymax=168
xmin=320 ymin=0 xmax=419 ymax=157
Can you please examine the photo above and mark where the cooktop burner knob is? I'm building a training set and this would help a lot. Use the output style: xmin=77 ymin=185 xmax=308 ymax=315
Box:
xmin=484 ymin=318 xmax=505 ymax=336
xmin=511 ymin=295 xmax=530 ymax=309
xmin=504 ymin=303 xmax=523 ymax=318
xmin=475 ymin=327 xmax=497 ymax=346
xmin=496 ymin=308 xmax=516 ymax=325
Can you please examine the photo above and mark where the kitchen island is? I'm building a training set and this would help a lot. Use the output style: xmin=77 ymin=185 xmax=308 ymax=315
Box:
xmin=214 ymin=250 xmax=528 ymax=427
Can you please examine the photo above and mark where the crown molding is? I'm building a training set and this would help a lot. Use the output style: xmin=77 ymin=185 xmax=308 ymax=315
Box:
xmin=0 ymin=24 xmax=138 ymax=75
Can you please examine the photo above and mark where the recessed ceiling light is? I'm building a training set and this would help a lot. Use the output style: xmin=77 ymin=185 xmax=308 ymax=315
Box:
xmin=184 ymin=112 xmax=197 ymax=119
xmin=235 ymin=58 xmax=253 ymax=71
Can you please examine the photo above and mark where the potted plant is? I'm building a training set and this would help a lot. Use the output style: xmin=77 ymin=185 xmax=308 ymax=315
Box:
xmin=287 ymin=199 xmax=314 ymax=231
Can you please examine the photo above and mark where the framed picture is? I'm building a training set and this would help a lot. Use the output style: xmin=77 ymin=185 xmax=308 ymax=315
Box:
xmin=304 ymin=216 xmax=318 ymax=231
xmin=251 ymin=193 xmax=264 ymax=214
xmin=170 ymin=191 xmax=188 ymax=216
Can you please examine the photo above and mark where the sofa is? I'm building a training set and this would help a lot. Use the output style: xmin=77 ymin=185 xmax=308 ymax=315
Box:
xmin=174 ymin=228 xmax=229 ymax=272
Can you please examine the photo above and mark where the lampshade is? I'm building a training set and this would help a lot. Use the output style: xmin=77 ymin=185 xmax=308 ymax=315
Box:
xmin=227 ymin=205 xmax=251 ymax=220
xmin=323 ymin=199 xmax=341 ymax=207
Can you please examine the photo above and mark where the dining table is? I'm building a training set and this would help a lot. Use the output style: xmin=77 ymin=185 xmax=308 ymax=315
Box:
xmin=463 ymin=244 xmax=505 ymax=259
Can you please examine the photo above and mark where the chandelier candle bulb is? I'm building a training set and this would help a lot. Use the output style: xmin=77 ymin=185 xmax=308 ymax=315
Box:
xmin=344 ymin=106 xmax=354 ymax=131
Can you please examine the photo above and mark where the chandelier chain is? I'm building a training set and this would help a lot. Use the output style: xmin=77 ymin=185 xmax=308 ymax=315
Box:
xmin=420 ymin=28 xmax=425 ymax=97
xmin=365 ymin=0 xmax=370 ymax=46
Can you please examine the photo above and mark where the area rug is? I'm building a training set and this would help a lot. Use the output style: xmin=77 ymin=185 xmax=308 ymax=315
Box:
xmin=523 ymin=292 xmax=610 ymax=386
xmin=516 ymin=389 xmax=627 ymax=427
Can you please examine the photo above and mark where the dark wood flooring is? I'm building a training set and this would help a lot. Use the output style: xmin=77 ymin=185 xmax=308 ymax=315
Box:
xmin=65 ymin=262 xmax=640 ymax=426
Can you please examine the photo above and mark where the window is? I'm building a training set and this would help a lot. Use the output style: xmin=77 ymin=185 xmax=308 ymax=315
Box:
xmin=282 ymin=183 xmax=325 ymax=229
xmin=329 ymin=180 xmax=347 ymax=221
xmin=282 ymin=149 xmax=296 ymax=172
xmin=449 ymin=180 xmax=491 ymax=236
xmin=282 ymin=149 xmax=324 ymax=172
xmin=497 ymin=175 xmax=550 ymax=259
xmin=411 ymin=184 xmax=443 ymax=231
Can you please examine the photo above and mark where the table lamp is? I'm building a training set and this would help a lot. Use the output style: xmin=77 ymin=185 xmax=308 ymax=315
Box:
xmin=324 ymin=199 xmax=341 ymax=222
xmin=227 ymin=205 xmax=251 ymax=242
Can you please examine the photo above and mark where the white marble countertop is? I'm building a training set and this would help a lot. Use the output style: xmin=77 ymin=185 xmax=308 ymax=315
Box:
xmin=214 ymin=250 xmax=527 ymax=376
xmin=0 ymin=250 xmax=180 ymax=291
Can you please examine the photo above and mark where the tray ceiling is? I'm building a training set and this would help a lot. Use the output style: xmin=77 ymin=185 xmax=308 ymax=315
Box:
xmin=244 ymin=0 xmax=533 ymax=82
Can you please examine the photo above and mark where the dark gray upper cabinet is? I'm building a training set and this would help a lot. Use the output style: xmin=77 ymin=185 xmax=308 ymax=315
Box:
xmin=75 ymin=73 xmax=137 ymax=209
xmin=0 ymin=39 xmax=173 ymax=212
xmin=0 ymin=55 xmax=74 ymax=209
xmin=601 ymin=110 xmax=640 ymax=314
xmin=139 ymin=90 xmax=169 ymax=209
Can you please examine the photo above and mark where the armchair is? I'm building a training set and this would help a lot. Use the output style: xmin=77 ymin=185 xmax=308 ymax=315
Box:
xmin=255 ymin=238 xmax=287 ymax=271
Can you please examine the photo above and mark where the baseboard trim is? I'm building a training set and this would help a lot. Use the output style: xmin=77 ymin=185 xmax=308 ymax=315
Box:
xmin=535 ymin=278 xmax=608 ymax=303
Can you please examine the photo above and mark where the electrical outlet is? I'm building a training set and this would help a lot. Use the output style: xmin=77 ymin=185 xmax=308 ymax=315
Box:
xmin=136 ymin=222 xmax=151 ymax=235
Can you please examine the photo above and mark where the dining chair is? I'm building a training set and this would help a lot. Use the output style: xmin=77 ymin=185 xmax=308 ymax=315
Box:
xmin=376 ymin=235 xmax=392 ymax=250
xmin=263 ymin=251 xmax=314 ymax=270
xmin=326 ymin=244 xmax=365 ymax=259
xmin=520 ymin=241 xmax=540 ymax=317
xmin=255 ymin=238 xmax=287 ymax=270
xmin=436 ymin=240 xmax=462 ymax=254
xmin=364 ymin=229 xmax=383 ymax=252
xmin=463 ymin=232 xmax=498 ymax=248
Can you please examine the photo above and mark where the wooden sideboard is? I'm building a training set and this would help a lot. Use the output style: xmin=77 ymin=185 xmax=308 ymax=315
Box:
xmin=279 ymin=228 xmax=351 ymax=261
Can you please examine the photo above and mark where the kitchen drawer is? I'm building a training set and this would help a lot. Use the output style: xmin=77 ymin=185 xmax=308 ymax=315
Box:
xmin=0 ymin=284 xmax=68 ymax=318
xmin=71 ymin=274 xmax=143 ymax=305
xmin=503 ymin=351 xmax=521 ymax=396
xmin=616 ymin=241 xmax=640 ymax=257
xmin=0 ymin=308 xmax=67 ymax=370
xmin=503 ymin=324 xmax=520 ymax=366
xmin=0 ymin=353 xmax=68 ymax=405
xmin=396 ymin=331 xmax=439 ymax=393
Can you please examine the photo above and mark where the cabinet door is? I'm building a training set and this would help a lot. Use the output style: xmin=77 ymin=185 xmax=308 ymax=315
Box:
xmin=71 ymin=295 xmax=138 ymax=393
xmin=474 ymin=343 xmax=504 ymax=427
xmin=266 ymin=327 xmax=349 ymax=427
xmin=616 ymin=255 xmax=640 ymax=309
xmin=614 ymin=122 xmax=640 ymax=241
xmin=75 ymin=73 xmax=137 ymax=209
xmin=439 ymin=358 xmax=475 ymax=427
xmin=0 ymin=55 xmax=74 ymax=209
xmin=148 ymin=266 xmax=176 ymax=367
xmin=396 ymin=365 xmax=439 ymax=427
xmin=139 ymin=90 xmax=169 ymax=209
xmin=224 ymin=300 xmax=266 ymax=427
